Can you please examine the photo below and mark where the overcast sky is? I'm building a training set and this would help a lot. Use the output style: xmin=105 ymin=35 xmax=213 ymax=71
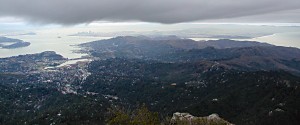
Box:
xmin=0 ymin=0 xmax=299 ymax=25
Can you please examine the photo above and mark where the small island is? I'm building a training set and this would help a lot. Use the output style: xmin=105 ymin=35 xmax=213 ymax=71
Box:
xmin=0 ymin=36 xmax=31 ymax=49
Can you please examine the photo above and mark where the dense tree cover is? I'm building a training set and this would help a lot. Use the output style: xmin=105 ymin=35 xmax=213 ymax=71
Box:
xmin=0 ymin=74 xmax=110 ymax=125
xmin=83 ymin=58 xmax=300 ymax=125
xmin=1 ymin=58 xmax=300 ymax=125
xmin=1 ymin=36 xmax=300 ymax=124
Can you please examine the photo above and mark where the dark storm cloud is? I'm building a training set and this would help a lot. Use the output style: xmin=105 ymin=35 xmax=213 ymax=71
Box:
xmin=0 ymin=0 xmax=299 ymax=24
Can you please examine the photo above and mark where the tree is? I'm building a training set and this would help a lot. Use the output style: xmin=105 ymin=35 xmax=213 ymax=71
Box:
xmin=107 ymin=104 xmax=160 ymax=125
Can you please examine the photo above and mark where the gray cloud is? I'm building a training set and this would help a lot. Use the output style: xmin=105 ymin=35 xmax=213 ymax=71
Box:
xmin=0 ymin=0 xmax=299 ymax=24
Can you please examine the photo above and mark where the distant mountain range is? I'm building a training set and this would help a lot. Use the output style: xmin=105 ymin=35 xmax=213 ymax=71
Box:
xmin=80 ymin=36 xmax=300 ymax=75
xmin=1 ymin=36 xmax=299 ymax=125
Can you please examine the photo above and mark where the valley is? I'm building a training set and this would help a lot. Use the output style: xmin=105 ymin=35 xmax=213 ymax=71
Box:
xmin=0 ymin=36 xmax=300 ymax=125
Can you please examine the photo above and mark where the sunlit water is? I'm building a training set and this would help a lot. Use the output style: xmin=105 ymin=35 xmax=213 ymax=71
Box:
xmin=191 ymin=32 xmax=300 ymax=48
xmin=0 ymin=34 xmax=110 ymax=59
xmin=250 ymin=32 xmax=300 ymax=48
xmin=1 ymin=31 xmax=300 ymax=60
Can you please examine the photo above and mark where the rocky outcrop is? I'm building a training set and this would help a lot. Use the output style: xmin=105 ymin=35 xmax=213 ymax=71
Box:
xmin=170 ymin=112 xmax=233 ymax=125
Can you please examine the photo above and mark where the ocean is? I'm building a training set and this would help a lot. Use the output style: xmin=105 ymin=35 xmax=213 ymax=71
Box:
xmin=1 ymin=31 xmax=300 ymax=59
xmin=0 ymin=33 xmax=109 ymax=59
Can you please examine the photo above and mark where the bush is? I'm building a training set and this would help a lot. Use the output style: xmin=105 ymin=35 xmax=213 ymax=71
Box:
xmin=107 ymin=104 xmax=160 ymax=125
